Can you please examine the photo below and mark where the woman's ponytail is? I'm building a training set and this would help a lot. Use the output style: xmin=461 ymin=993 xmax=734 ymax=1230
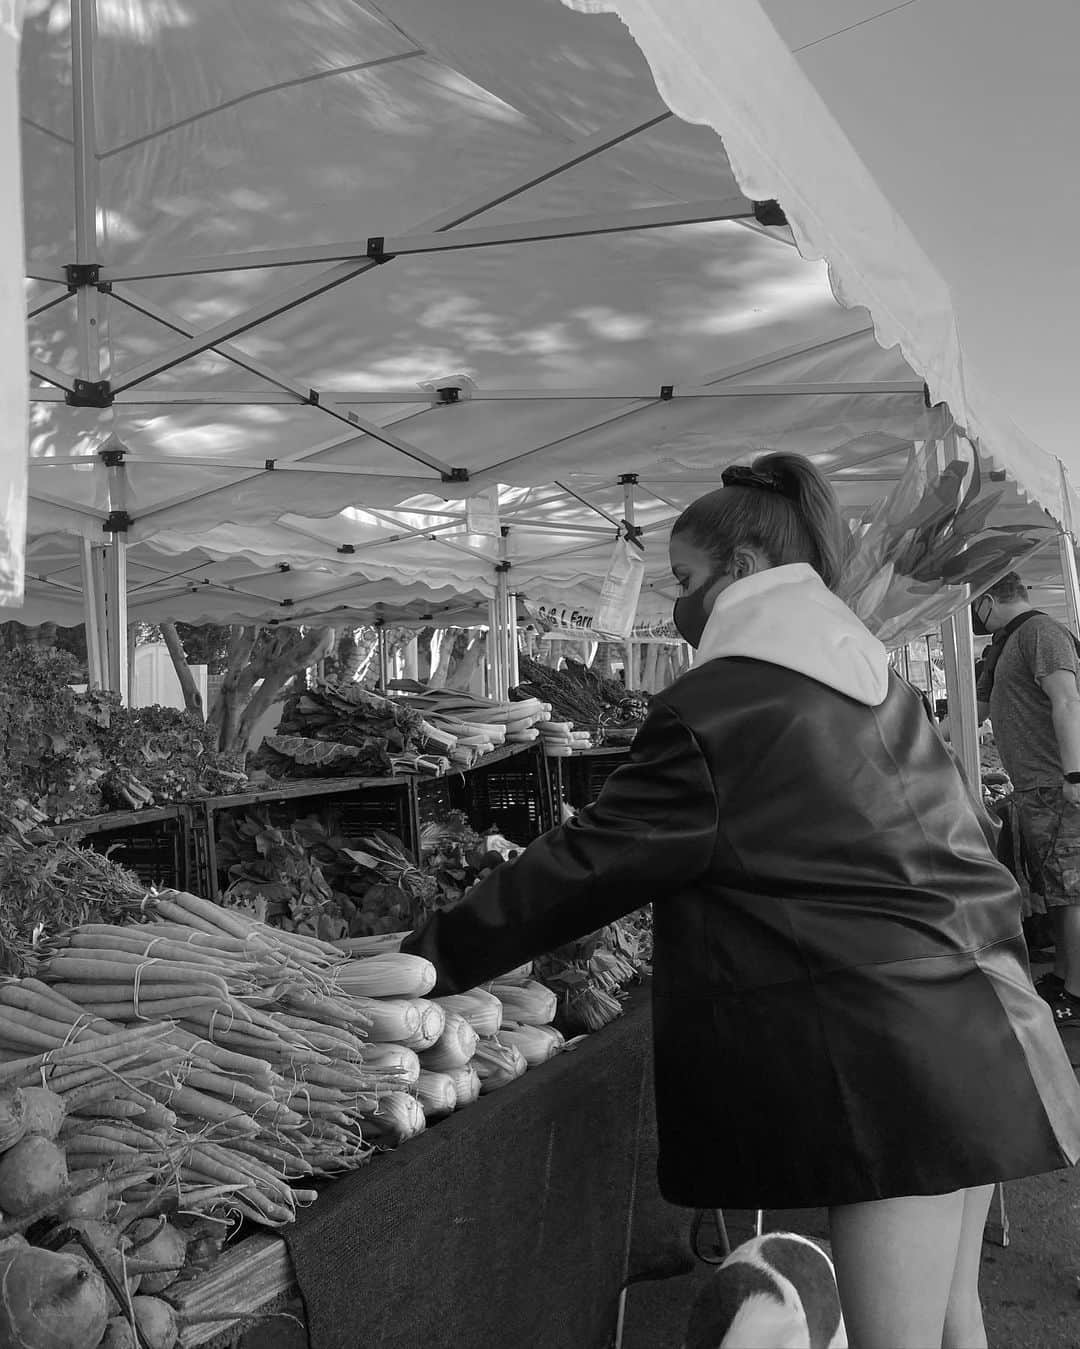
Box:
xmin=752 ymin=452 xmax=847 ymax=590
xmin=673 ymin=451 xmax=849 ymax=591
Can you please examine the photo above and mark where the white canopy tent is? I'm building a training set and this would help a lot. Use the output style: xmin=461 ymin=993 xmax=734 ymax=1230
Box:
xmin=563 ymin=0 xmax=1080 ymax=514
xmin=13 ymin=1 xmax=1080 ymax=732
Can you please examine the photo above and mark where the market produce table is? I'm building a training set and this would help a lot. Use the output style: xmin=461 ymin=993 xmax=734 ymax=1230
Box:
xmin=283 ymin=984 xmax=652 ymax=1349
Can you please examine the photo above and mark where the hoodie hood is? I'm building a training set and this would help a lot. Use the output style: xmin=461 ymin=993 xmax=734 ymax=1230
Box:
xmin=695 ymin=563 xmax=890 ymax=707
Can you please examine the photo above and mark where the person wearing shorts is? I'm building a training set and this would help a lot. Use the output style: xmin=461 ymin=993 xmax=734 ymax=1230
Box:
xmin=973 ymin=572 xmax=1080 ymax=1026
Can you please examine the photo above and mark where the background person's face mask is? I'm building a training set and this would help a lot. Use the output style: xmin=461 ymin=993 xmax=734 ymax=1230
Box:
xmin=673 ymin=571 xmax=724 ymax=648
xmin=971 ymin=595 xmax=993 ymax=637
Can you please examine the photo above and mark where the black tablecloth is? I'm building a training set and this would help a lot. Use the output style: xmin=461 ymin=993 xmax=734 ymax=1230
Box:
xmin=286 ymin=987 xmax=652 ymax=1349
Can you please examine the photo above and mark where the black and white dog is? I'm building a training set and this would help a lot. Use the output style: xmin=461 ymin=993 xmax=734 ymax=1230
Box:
xmin=683 ymin=1232 xmax=847 ymax=1349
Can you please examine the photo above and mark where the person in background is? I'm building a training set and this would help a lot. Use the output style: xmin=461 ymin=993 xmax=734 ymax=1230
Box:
xmin=971 ymin=572 xmax=1080 ymax=1023
xmin=404 ymin=454 xmax=1080 ymax=1349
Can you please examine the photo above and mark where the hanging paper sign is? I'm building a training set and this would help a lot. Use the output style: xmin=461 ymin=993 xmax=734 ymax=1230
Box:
xmin=593 ymin=536 xmax=646 ymax=640
xmin=466 ymin=488 xmax=500 ymax=537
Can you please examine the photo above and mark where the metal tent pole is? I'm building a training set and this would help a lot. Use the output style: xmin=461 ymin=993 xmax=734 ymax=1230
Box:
xmin=71 ymin=0 xmax=103 ymax=385
xmin=941 ymin=610 xmax=980 ymax=787
xmin=377 ymin=623 xmax=389 ymax=689
xmin=486 ymin=597 xmax=504 ymax=702
xmin=80 ymin=539 xmax=104 ymax=688
xmin=621 ymin=473 xmax=638 ymax=690
xmin=507 ymin=592 xmax=520 ymax=690
xmin=100 ymin=448 xmax=130 ymax=701
xmin=1057 ymin=461 xmax=1080 ymax=637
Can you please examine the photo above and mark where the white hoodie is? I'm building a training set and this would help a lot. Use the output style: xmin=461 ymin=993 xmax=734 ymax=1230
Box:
xmin=694 ymin=563 xmax=890 ymax=708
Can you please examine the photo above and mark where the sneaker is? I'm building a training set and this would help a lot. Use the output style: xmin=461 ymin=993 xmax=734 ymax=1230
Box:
xmin=1035 ymin=972 xmax=1066 ymax=1003
xmin=1050 ymin=990 xmax=1080 ymax=1029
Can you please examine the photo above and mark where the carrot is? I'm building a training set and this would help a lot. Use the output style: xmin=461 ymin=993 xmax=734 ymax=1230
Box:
xmin=165 ymin=1029 xmax=274 ymax=1083
xmin=69 ymin=1099 xmax=145 ymax=1120
xmin=231 ymin=1194 xmax=296 ymax=1227
xmin=0 ymin=1004 xmax=105 ymax=1043
xmin=63 ymin=1135 xmax=141 ymax=1158
xmin=61 ymin=1070 xmax=178 ymax=1114
xmin=91 ymin=998 xmax=229 ymax=1022
xmin=159 ymin=890 xmax=255 ymax=942
xmin=226 ymin=1138 xmax=314 ymax=1176
xmin=131 ymin=1100 xmax=177 ymax=1131
xmin=143 ymin=923 xmax=269 ymax=958
xmin=148 ymin=897 xmax=233 ymax=937
xmin=41 ymin=955 xmax=231 ymax=991
xmin=48 ymin=981 xmax=229 ymax=1005
xmin=0 ymin=982 xmax=106 ymax=1030
xmin=182 ymin=1068 xmax=281 ymax=1114
xmin=61 ymin=932 xmax=245 ymax=971
xmin=144 ymin=1082 xmax=260 ymax=1134
xmin=19 ymin=979 xmax=116 ymax=1034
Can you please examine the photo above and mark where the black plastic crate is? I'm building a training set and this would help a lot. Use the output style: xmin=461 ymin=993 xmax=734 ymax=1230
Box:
xmin=188 ymin=781 xmax=416 ymax=901
xmin=448 ymin=747 xmax=552 ymax=842
xmin=325 ymin=786 xmax=414 ymax=849
xmin=560 ymin=749 xmax=630 ymax=810
xmin=89 ymin=820 xmax=185 ymax=890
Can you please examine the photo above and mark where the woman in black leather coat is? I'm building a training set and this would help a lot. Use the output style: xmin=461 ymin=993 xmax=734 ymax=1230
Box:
xmin=403 ymin=452 xmax=1080 ymax=1349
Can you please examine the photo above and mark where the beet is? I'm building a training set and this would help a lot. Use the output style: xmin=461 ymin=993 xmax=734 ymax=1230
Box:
xmin=0 ymin=1135 xmax=68 ymax=1216
xmin=0 ymin=1244 xmax=108 ymax=1349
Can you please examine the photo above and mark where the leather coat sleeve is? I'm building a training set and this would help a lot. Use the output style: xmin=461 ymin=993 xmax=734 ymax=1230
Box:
xmin=400 ymin=701 xmax=718 ymax=994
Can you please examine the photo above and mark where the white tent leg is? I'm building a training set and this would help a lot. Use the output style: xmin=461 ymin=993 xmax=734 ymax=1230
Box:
xmin=507 ymin=592 xmax=520 ymax=690
xmin=1059 ymin=532 xmax=1080 ymax=638
xmin=1056 ymin=462 xmax=1080 ymax=637
xmin=71 ymin=0 xmax=102 ymax=385
xmin=377 ymin=625 xmax=389 ymax=689
xmin=80 ymin=538 xmax=104 ymax=688
xmin=103 ymin=535 xmax=128 ymax=702
xmin=940 ymin=611 xmax=980 ymax=787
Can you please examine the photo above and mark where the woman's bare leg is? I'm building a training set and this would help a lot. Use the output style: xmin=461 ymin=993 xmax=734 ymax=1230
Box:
xmin=829 ymin=1190 xmax=965 ymax=1349
xmin=941 ymin=1184 xmax=994 ymax=1349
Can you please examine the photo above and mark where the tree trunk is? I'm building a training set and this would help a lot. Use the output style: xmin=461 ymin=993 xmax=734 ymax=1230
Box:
xmin=446 ymin=633 xmax=481 ymax=690
xmin=416 ymin=628 xmax=436 ymax=684
xmin=231 ymin=626 xmax=336 ymax=755
xmin=403 ymin=636 xmax=419 ymax=682
xmin=643 ymin=642 xmax=660 ymax=693
xmin=160 ymin=622 xmax=205 ymax=716
xmin=591 ymin=642 xmax=615 ymax=678
xmin=429 ymin=628 xmax=463 ymax=689
xmin=205 ymin=626 xmax=258 ymax=751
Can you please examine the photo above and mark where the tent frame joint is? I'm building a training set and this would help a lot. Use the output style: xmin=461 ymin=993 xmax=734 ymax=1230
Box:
xmin=102 ymin=509 xmax=131 ymax=534
xmin=752 ymin=200 xmax=787 ymax=227
xmin=442 ymin=466 xmax=470 ymax=484
xmin=658 ymin=385 xmax=674 ymax=401
xmin=68 ymin=378 xmax=114 ymax=408
xmin=365 ymin=237 xmax=396 ymax=263
xmin=64 ymin=261 xmax=100 ymax=289
xmin=436 ymin=386 xmax=461 ymax=405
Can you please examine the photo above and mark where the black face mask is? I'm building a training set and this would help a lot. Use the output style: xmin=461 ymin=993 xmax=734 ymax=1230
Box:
xmin=673 ymin=572 xmax=722 ymax=648
xmin=971 ymin=596 xmax=993 ymax=637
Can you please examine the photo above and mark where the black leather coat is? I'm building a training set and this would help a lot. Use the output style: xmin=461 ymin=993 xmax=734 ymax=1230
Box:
xmin=403 ymin=660 xmax=1080 ymax=1208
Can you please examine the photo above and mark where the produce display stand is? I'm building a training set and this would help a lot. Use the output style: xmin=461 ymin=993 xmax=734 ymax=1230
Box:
xmin=44 ymin=741 xmax=559 ymax=901
xmin=167 ymin=985 xmax=652 ymax=1349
